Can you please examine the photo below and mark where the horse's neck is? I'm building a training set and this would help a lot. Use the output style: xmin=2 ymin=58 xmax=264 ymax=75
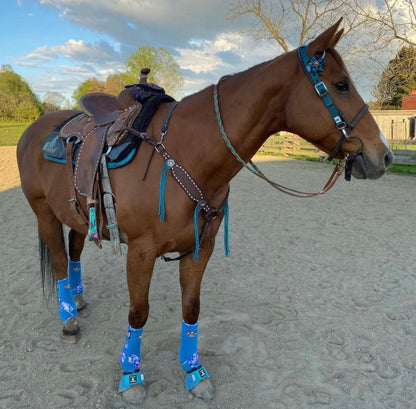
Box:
xmin=174 ymin=52 xmax=295 ymax=205
xmin=216 ymin=56 xmax=292 ymax=158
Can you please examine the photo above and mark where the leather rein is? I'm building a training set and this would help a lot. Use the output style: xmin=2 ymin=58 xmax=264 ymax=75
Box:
xmin=213 ymin=45 xmax=370 ymax=198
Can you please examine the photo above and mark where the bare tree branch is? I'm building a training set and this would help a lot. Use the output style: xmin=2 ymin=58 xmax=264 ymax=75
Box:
xmin=350 ymin=0 xmax=416 ymax=48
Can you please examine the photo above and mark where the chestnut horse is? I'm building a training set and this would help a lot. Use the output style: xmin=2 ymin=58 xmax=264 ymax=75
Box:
xmin=17 ymin=20 xmax=393 ymax=404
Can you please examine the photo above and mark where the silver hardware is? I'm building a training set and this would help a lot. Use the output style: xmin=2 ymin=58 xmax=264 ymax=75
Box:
xmin=314 ymin=81 xmax=328 ymax=97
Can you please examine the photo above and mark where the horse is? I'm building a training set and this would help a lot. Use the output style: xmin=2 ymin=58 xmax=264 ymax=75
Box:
xmin=17 ymin=19 xmax=393 ymax=404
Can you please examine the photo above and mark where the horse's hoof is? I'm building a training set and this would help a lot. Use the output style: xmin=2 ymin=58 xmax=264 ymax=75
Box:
xmin=62 ymin=317 xmax=80 ymax=344
xmin=191 ymin=378 xmax=214 ymax=401
xmin=121 ymin=384 xmax=147 ymax=405
xmin=74 ymin=295 xmax=90 ymax=318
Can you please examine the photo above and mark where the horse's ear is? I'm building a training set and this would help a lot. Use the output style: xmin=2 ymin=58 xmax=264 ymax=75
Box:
xmin=308 ymin=18 xmax=344 ymax=55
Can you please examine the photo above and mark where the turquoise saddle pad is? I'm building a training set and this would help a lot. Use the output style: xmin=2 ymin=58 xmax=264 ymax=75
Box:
xmin=41 ymin=127 xmax=141 ymax=169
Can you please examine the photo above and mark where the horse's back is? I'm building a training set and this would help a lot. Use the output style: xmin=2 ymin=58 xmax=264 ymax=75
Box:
xmin=17 ymin=110 xmax=80 ymax=202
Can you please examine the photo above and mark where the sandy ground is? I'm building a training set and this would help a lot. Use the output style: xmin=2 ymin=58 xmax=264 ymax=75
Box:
xmin=1 ymin=146 xmax=416 ymax=409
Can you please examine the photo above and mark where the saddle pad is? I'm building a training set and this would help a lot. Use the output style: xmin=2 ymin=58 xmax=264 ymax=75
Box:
xmin=41 ymin=130 xmax=142 ymax=169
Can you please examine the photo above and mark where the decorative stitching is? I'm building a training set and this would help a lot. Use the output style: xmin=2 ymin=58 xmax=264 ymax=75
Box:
xmin=74 ymin=127 xmax=105 ymax=196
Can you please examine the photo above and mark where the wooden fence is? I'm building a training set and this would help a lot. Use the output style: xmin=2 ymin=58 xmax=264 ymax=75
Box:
xmin=260 ymin=133 xmax=416 ymax=165
xmin=260 ymin=110 xmax=416 ymax=165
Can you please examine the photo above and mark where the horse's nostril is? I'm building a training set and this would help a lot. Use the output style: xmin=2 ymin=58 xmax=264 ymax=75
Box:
xmin=384 ymin=150 xmax=394 ymax=169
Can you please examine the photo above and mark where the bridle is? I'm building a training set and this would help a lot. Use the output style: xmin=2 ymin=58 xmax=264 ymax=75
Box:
xmin=213 ymin=44 xmax=370 ymax=197
xmin=297 ymin=45 xmax=369 ymax=181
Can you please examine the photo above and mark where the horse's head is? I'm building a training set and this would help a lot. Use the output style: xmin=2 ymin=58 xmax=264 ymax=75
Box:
xmin=285 ymin=19 xmax=393 ymax=180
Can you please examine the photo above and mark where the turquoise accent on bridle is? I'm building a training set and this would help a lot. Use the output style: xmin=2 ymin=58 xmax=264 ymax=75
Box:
xmin=298 ymin=46 xmax=347 ymax=131
xmin=297 ymin=45 xmax=369 ymax=167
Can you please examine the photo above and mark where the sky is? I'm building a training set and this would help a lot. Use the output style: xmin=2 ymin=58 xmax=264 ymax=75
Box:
xmin=0 ymin=0 xmax=401 ymax=104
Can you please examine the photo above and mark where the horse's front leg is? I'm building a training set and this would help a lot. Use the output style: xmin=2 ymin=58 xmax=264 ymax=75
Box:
xmin=179 ymin=245 xmax=215 ymax=401
xmin=68 ymin=229 xmax=89 ymax=317
xmin=119 ymin=242 xmax=156 ymax=405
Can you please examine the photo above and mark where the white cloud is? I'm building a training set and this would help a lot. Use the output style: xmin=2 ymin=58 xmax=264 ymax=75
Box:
xmin=177 ymin=31 xmax=278 ymax=94
xmin=16 ymin=39 xmax=123 ymax=65
xmin=33 ymin=0 xmax=244 ymax=48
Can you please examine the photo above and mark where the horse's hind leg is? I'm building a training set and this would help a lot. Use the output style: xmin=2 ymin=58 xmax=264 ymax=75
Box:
xmin=36 ymin=201 xmax=80 ymax=343
xmin=179 ymin=246 xmax=215 ymax=401
xmin=68 ymin=229 xmax=89 ymax=317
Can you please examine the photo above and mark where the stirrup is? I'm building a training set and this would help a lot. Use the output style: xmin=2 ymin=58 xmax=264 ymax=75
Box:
xmin=185 ymin=366 xmax=210 ymax=391
xmin=118 ymin=371 xmax=145 ymax=392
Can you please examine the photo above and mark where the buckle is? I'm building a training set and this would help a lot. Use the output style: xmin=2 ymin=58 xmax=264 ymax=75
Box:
xmin=314 ymin=81 xmax=328 ymax=97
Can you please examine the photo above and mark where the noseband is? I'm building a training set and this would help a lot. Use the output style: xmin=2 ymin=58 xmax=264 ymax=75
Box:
xmin=297 ymin=45 xmax=368 ymax=181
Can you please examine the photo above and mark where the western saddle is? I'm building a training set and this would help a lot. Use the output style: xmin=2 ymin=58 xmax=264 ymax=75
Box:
xmin=59 ymin=68 xmax=161 ymax=252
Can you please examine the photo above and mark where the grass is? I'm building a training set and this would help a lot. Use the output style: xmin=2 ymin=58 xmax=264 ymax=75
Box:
xmin=388 ymin=163 xmax=416 ymax=174
xmin=0 ymin=121 xmax=30 ymax=146
xmin=388 ymin=143 xmax=416 ymax=151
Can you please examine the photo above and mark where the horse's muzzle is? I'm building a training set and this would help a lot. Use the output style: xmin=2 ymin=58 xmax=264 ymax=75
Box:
xmin=352 ymin=148 xmax=394 ymax=180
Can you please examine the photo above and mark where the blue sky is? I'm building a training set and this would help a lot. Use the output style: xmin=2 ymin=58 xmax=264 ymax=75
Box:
xmin=0 ymin=0 xmax=400 ymax=104
xmin=2 ymin=0 xmax=271 ymax=103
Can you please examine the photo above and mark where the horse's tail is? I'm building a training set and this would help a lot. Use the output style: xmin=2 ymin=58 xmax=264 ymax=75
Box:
xmin=38 ymin=231 xmax=57 ymax=301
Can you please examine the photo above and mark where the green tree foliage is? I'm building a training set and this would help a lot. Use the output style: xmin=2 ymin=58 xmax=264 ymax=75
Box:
xmin=106 ymin=74 xmax=125 ymax=96
xmin=0 ymin=65 xmax=42 ymax=120
xmin=372 ymin=46 xmax=416 ymax=109
xmin=72 ymin=75 xmax=125 ymax=108
xmin=72 ymin=46 xmax=184 ymax=105
xmin=123 ymin=46 xmax=184 ymax=98
xmin=72 ymin=77 xmax=106 ymax=108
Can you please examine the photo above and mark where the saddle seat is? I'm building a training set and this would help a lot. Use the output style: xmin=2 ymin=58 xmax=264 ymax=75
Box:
xmin=79 ymin=88 xmax=140 ymax=127
xmin=79 ymin=93 xmax=119 ymax=126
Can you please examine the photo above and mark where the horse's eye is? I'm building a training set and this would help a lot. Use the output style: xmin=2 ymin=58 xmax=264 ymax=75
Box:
xmin=334 ymin=82 xmax=349 ymax=92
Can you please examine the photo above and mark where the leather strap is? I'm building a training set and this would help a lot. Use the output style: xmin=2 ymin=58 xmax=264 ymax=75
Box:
xmin=248 ymin=159 xmax=345 ymax=197
xmin=65 ymin=139 xmax=89 ymax=226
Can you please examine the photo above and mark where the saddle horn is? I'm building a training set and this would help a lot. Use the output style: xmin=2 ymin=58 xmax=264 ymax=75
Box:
xmin=140 ymin=68 xmax=151 ymax=84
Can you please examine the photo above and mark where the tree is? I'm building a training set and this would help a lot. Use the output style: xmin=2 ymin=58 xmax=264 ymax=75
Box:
xmin=124 ymin=46 xmax=184 ymax=98
xmin=106 ymin=74 xmax=125 ymax=96
xmin=43 ymin=91 xmax=66 ymax=113
xmin=72 ymin=78 xmax=106 ymax=108
xmin=372 ymin=45 xmax=416 ymax=109
xmin=72 ymin=46 xmax=184 ymax=105
xmin=349 ymin=0 xmax=416 ymax=49
xmin=0 ymin=65 xmax=42 ymax=120
xmin=229 ymin=0 xmax=357 ymax=53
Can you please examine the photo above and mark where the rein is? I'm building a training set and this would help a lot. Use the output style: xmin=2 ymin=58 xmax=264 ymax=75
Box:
xmin=213 ymin=84 xmax=345 ymax=198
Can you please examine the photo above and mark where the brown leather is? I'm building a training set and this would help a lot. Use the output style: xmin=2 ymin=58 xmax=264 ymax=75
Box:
xmin=59 ymin=88 xmax=142 ymax=236
xmin=74 ymin=126 xmax=107 ymax=198
xmin=117 ymin=88 xmax=138 ymax=111
xmin=65 ymin=140 xmax=89 ymax=226
xmin=80 ymin=93 xmax=119 ymax=125
xmin=60 ymin=113 xmax=89 ymax=141
xmin=106 ymin=103 xmax=141 ymax=146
